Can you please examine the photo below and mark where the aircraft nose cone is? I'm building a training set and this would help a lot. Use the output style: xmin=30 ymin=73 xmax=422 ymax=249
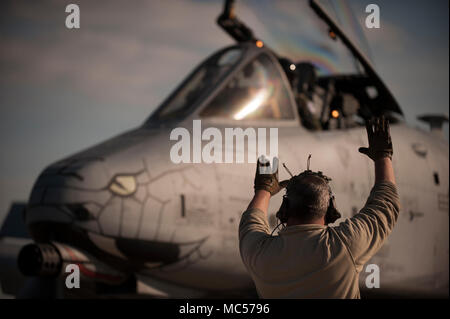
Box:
xmin=26 ymin=157 xmax=112 ymax=228
xmin=25 ymin=155 xmax=157 ymax=240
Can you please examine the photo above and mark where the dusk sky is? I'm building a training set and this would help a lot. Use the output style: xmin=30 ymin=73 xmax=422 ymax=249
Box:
xmin=0 ymin=0 xmax=448 ymax=227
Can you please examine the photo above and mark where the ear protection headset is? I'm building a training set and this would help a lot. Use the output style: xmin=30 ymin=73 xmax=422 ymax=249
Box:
xmin=276 ymin=156 xmax=341 ymax=225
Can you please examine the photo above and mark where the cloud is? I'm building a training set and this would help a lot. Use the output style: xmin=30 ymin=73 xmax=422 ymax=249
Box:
xmin=0 ymin=0 xmax=233 ymax=105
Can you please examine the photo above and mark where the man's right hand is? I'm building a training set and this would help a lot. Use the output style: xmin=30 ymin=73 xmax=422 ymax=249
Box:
xmin=254 ymin=157 xmax=289 ymax=196
xmin=359 ymin=116 xmax=393 ymax=161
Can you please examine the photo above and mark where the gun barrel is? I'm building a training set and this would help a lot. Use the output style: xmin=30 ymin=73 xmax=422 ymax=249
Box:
xmin=18 ymin=243 xmax=61 ymax=277
xmin=17 ymin=242 xmax=126 ymax=284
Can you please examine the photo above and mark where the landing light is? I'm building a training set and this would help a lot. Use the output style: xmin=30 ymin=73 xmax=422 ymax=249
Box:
xmin=289 ymin=64 xmax=296 ymax=71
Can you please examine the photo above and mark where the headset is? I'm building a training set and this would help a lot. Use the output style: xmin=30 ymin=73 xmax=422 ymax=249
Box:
xmin=276 ymin=156 xmax=341 ymax=226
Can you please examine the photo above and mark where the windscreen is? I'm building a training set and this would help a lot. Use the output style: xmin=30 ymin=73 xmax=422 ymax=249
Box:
xmin=238 ymin=0 xmax=372 ymax=76
xmin=149 ymin=48 xmax=243 ymax=121
xmin=200 ymin=53 xmax=295 ymax=120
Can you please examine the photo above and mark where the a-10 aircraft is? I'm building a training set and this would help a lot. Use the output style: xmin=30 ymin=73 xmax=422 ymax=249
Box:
xmin=0 ymin=0 xmax=448 ymax=298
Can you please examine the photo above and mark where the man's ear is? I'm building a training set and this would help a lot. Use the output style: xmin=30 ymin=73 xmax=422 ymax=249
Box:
xmin=276 ymin=196 xmax=289 ymax=224
xmin=279 ymin=180 xmax=289 ymax=189
xmin=325 ymin=196 xmax=341 ymax=225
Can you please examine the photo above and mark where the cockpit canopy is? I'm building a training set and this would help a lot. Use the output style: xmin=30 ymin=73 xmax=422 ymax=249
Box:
xmin=146 ymin=43 xmax=395 ymax=131
xmin=200 ymin=53 xmax=295 ymax=121
xmin=146 ymin=0 xmax=404 ymax=130
xmin=147 ymin=45 xmax=297 ymax=124
xmin=149 ymin=48 xmax=244 ymax=121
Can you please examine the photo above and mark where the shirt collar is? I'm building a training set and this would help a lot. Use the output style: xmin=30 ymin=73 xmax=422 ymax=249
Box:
xmin=279 ymin=224 xmax=327 ymax=235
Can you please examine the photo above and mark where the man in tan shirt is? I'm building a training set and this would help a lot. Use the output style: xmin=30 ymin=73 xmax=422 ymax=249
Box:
xmin=239 ymin=117 xmax=400 ymax=298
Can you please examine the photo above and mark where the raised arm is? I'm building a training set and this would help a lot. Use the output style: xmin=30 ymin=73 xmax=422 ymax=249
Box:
xmin=334 ymin=117 xmax=400 ymax=271
xmin=238 ymin=158 xmax=288 ymax=269
xmin=374 ymin=157 xmax=395 ymax=184
xmin=246 ymin=157 xmax=288 ymax=213
xmin=359 ymin=116 xmax=395 ymax=184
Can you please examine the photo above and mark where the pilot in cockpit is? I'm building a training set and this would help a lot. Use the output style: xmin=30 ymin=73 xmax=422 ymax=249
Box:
xmin=279 ymin=58 xmax=362 ymax=132
xmin=293 ymin=62 xmax=324 ymax=131
xmin=279 ymin=59 xmax=323 ymax=131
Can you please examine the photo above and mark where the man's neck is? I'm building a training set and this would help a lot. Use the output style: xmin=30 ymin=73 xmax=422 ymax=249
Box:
xmin=287 ymin=217 xmax=325 ymax=227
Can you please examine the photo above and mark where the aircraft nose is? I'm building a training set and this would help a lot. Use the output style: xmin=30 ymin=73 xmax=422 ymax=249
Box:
xmin=26 ymin=157 xmax=112 ymax=230
xmin=25 ymin=155 xmax=158 ymax=240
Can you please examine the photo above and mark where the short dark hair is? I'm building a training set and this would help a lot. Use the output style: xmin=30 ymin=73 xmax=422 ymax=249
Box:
xmin=286 ymin=174 xmax=330 ymax=221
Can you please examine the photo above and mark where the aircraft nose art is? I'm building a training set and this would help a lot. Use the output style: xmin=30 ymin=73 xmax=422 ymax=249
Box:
xmin=25 ymin=130 xmax=213 ymax=270
xmin=26 ymin=156 xmax=115 ymax=229
xmin=26 ymin=156 xmax=154 ymax=237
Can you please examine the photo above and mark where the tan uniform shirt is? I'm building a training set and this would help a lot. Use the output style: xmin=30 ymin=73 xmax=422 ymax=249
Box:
xmin=239 ymin=182 xmax=400 ymax=299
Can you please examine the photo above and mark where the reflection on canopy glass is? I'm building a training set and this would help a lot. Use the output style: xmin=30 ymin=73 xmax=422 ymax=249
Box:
xmin=200 ymin=54 xmax=295 ymax=120
xmin=238 ymin=0 xmax=369 ymax=75
xmin=150 ymin=48 xmax=242 ymax=120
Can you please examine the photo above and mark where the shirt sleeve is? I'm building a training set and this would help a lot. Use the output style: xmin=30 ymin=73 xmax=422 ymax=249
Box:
xmin=332 ymin=181 xmax=400 ymax=272
xmin=238 ymin=208 xmax=272 ymax=271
